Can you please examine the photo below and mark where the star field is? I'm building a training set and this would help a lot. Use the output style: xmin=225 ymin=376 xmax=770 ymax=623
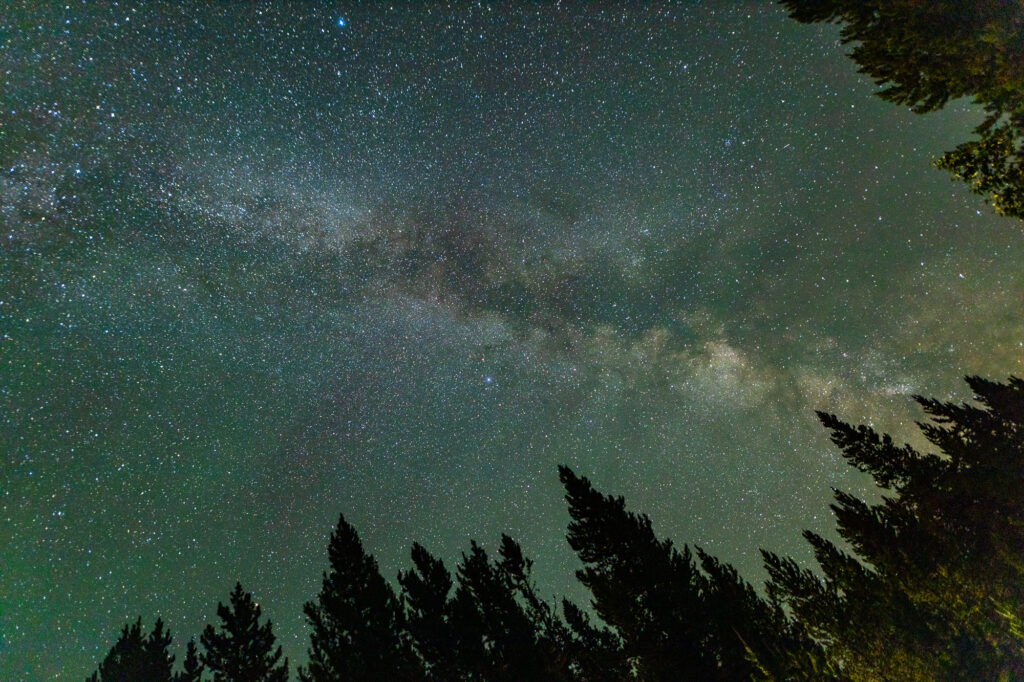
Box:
xmin=2 ymin=2 xmax=1023 ymax=679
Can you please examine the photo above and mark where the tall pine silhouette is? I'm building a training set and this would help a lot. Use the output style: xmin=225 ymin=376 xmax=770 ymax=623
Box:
xmin=445 ymin=535 xmax=571 ymax=681
xmin=398 ymin=536 xmax=574 ymax=681
xmin=560 ymin=466 xmax=724 ymax=680
xmin=398 ymin=543 xmax=459 ymax=680
xmin=300 ymin=513 xmax=419 ymax=681
xmin=177 ymin=639 xmax=204 ymax=682
xmin=559 ymin=466 xmax=819 ymax=681
xmin=201 ymin=582 xmax=288 ymax=682
xmin=764 ymin=376 xmax=1024 ymax=680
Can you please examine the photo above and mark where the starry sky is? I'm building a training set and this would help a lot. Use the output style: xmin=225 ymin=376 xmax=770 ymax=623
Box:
xmin=3 ymin=2 xmax=1023 ymax=678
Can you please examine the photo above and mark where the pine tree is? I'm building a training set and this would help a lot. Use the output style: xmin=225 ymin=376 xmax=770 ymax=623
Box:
xmin=779 ymin=0 xmax=1024 ymax=220
xmin=560 ymin=600 xmax=628 ymax=682
xmin=763 ymin=376 xmax=1024 ymax=680
xmin=398 ymin=543 xmax=459 ymax=680
xmin=299 ymin=513 xmax=420 ymax=682
xmin=176 ymin=639 xmax=204 ymax=682
xmin=446 ymin=536 xmax=571 ymax=681
xmin=559 ymin=466 xmax=719 ymax=680
xmin=559 ymin=466 xmax=819 ymax=681
xmin=86 ymin=617 xmax=175 ymax=682
xmin=695 ymin=548 xmax=830 ymax=682
xmin=200 ymin=582 xmax=288 ymax=682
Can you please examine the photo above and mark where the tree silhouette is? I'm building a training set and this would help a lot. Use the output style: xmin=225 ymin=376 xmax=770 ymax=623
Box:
xmin=397 ymin=535 xmax=576 ymax=681
xmin=763 ymin=376 xmax=1024 ymax=680
xmin=560 ymin=466 xmax=720 ymax=680
xmin=176 ymin=639 xmax=204 ymax=682
xmin=779 ymin=0 xmax=1024 ymax=220
xmin=444 ymin=535 xmax=572 ymax=681
xmin=201 ymin=582 xmax=288 ymax=682
xmin=398 ymin=543 xmax=459 ymax=680
xmin=82 ymin=375 xmax=1024 ymax=681
xmin=560 ymin=600 xmax=628 ymax=682
xmin=86 ymin=617 xmax=175 ymax=682
xmin=299 ymin=513 xmax=419 ymax=681
xmin=559 ymin=466 xmax=823 ymax=681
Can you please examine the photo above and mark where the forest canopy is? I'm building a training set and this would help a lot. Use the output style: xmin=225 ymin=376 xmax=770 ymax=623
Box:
xmin=87 ymin=376 xmax=1024 ymax=681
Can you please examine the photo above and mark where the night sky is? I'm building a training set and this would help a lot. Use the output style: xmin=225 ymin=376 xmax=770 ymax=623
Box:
xmin=3 ymin=2 xmax=1023 ymax=678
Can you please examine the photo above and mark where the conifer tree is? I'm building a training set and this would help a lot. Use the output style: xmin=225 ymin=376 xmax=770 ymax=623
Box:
xmin=200 ymin=582 xmax=288 ymax=682
xmin=779 ymin=0 xmax=1024 ymax=220
xmin=398 ymin=536 xmax=573 ymax=681
xmin=446 ymin=536 xmax=571 ymax=681
xmin=559 ymin=466 xmax=719 ymax=680
xmin=559 ymin=466 xmax=819 ymax=681
xmin=176 ymin=639 xmax=204 ymax=682
xmin=763 ymin=376 xmax=1024 ymax=680
xmin=86 ymin=617 xmax=175 ymax=682
xmin=299 ymin=513 xmax=420 ymax=682
xmin=560 ymin=600 xmax=628 ymax=682
xmin=398 ymin=543 xmax=459 ymax=680
xmin=695 ymin=549 xmax=830 ymax=682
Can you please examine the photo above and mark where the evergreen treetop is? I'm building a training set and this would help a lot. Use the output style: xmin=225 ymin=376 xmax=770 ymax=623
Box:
xmin=201 ymin=582 xmax=288 ymax=682
xmin=86 ymin=617 xmax=175 ymax=682
xmin=300 ymin=513 xmax=418 ymax=682
xmin=764 ymin=376 xmax=1024 ymax=680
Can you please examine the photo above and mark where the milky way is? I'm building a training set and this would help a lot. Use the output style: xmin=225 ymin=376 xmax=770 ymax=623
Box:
xmin=3 ymin=3 xmax=1023 ymax=678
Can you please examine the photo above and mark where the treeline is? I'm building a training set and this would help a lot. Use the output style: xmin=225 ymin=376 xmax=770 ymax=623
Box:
xmin=87 ymin=376 xmax=1024 ymax=681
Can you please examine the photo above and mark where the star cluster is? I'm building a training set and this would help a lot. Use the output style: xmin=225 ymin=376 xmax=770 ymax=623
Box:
xmin=2 ymin=2 xmax=1022 ymax=678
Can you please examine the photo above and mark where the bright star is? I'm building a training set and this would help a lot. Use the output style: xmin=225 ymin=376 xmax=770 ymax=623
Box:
xmin=337 ymin=17 xmax=346 ymax=27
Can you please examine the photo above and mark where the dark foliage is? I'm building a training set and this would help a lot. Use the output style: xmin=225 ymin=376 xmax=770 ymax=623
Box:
xmin=780 ymin=0 xmax=1024 ymax=220
xmin=86 ymin=617 xmax=175 ymax=682
xmin=560 ymin=464 xmax=717 ymax=680
xmin=176 ymin=639 xmax=204 ymax=682
xmin=444 ymin=535 xmax=572 ymax=681
xmin=764 ymin=376 xmax=1024 ymax=680
xmin=299 ymin=512 xmax=574 ymax=680
xmin=85 ymin=376 xmax=1024 ymax=681
xmin=201 ymin=582 xmax=289 ymax=682
xmin=299 ymin=513 xmax=419 ymax=682
xmin=559 ymin=466 xmax=820 ymax=681
xmin=399 ymin=542 xmax=460 ymax=680
xmin=560 ymin=599 xmax=629 ymax=682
